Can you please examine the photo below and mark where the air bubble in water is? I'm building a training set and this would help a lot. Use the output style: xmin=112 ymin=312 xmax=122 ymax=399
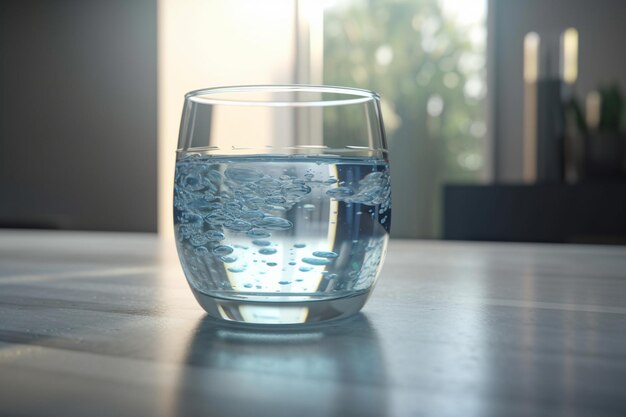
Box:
xmin=224 ymin=219 xmax=252 ymax=231
xmin=312 ymin=251 xmax=338 ymax=259
xmin=293 ymin=243 xmax=306 ymax=248
xmin=259 ymin=247 xmax=277 ymax=255
xmin=282 ymin=184 xmax=311 ymax=199
xmin=255 ymin=216 xmax=293 ymax=231
xmin=194 ymin=246 xmax=209 ymax=256
xmin=212 ymin=245 xmax=234 ymax=256
xmin=228 ymin=266 xmax=246 ymax=273
xmin=225 ymin=201 xmax=242 ymax=212
xmin=252 ymin=239 xmax=271 ymax=247
xmin=302 ymin=257 xmax=331 ymax=266
xmin=182 ymin=212 xmax=203 ymax=224
xmin=326 ymin=187 xmax=354 ymax=198
xmin=182 ymin=174 xmax=204 ymax=191
xmin=205 ymin=230 xmax=225 ymax=242
xmin=256 ymin=178 xmax=282 ymax=192
xmin=189 ymin=234 xmax=208 ymax=246
xmin=205 ymin=211 xmax=230 ymax=226
xmin=299 ymin=266 xmax=313 ymax=272
xmin=265 ymin=196 xmax=287 ymax=205
xmin=220 ymin=255 xmax=238 ymax=263
xmin=246 ymin=228 xmax=271 ymax=238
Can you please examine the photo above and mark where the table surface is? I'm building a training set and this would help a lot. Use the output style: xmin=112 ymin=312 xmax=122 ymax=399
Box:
xmin=1 ymin=230 xmax=625 ymax=417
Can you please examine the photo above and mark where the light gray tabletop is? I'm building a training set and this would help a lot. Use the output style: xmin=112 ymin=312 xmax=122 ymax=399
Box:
xmin=0 ymin=230 xmax=625 ymax=417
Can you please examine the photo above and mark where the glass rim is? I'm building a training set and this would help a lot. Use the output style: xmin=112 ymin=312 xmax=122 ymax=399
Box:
xmin=175 ymin=145 xmax=389 ymax=154
xmin=185 ymin=84 xmax=380 ymax=107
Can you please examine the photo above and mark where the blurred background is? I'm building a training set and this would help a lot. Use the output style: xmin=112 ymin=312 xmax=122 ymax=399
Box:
xmin=1 ymin=0 xmax=625 ymax=243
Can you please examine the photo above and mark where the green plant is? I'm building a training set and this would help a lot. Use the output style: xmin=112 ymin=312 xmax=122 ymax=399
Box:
xmin=323 ymin=0 xmax=486 ymax=237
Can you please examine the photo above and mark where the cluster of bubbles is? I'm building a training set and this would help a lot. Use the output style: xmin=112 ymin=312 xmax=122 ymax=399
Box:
xmin=228 ymin=244 xmax=343 ymax=288
xmin=174 ymin=155 xmax=391 ymax=292
xmin=326 ymin=170 xmax=391 ymax=213
xmin=175 ymin=163 xmax=305 ymax=241
xmin=175 ymin=156 xmax=390 ymax=244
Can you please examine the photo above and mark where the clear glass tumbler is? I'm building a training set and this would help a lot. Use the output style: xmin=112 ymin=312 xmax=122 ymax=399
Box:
xmin=173 ymin=85 xmax=390 ymax=325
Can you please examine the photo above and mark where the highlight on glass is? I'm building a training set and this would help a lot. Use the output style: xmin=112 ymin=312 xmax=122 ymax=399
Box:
xmin=173 ymin=85 xmax=390 ymax=325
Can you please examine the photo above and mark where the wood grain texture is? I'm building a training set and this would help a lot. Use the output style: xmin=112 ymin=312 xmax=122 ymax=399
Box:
xmin=1 ymin=230 xmax=625 ymax=417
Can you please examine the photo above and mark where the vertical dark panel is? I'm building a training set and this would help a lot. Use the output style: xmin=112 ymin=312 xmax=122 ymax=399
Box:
xmin=535 ymin=79 xmax=564 ymax=182
xmin=0 ymin=0 xmax=157 ymax=232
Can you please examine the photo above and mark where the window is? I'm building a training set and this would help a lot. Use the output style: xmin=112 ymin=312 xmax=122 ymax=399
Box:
xmin=323 ymin=0 xmax=487 ymax=238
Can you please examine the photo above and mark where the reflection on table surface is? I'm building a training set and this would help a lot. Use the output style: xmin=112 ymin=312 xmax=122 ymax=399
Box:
xmin=174 ymin=314 xmax=387 ymax=417
xmin=1 ymin=232 xmax=626 ymax=417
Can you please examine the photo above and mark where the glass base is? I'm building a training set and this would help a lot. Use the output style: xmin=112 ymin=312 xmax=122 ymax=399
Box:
xmin=191 ymin=288 xmax=371 ymax=325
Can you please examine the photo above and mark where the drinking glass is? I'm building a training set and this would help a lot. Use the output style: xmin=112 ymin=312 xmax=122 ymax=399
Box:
xmin=173 ymin=85 xmax=390 ymax=325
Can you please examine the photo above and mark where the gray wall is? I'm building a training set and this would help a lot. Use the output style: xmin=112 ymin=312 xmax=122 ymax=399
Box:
xmin=0 ymin=0 xmax=157 ymax=232
xmin=489 ymin=0 xmax=626 ymax=182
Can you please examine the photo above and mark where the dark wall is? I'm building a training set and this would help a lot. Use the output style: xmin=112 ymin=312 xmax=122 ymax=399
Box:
xmin=0 ymin=0 xmax=157 ymax=232
xmin=489 ymin=0 xmax=626 ymax=182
